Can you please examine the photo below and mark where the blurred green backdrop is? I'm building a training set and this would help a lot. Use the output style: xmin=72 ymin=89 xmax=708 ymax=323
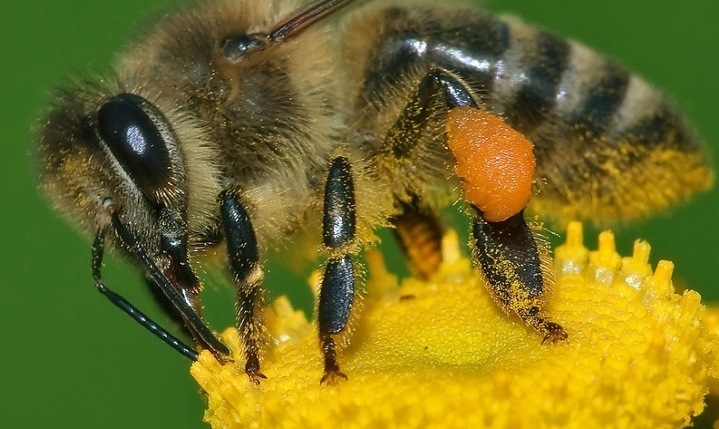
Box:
xmin=1 ymin=1 xmax=717 ymax=428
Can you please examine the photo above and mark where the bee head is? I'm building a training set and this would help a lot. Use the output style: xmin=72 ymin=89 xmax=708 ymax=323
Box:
xmin=35 ymin=0 xmax=358 ymax=277
xmin=37 ymin=83 xmax=192 ymax=271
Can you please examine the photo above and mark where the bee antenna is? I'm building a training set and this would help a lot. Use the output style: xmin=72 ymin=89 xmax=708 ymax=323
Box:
xmin=267 ymin=0 xmax=357 ymax=43
xmin=91 ymin=226 xmax=199 ymax=361
xmin=100 ymin=201 xmax=230 ymax=359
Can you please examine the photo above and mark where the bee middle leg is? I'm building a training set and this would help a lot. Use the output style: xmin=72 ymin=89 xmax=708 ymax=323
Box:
xmin=384 ymin=68 xmax=566 ymax=341
xmin=318 ymin=156 xmax=357 ymax=384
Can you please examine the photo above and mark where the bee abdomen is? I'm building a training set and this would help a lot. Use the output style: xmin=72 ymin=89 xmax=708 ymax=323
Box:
xmin=359 ymin=6 xmax=699 ymax=152
xmin=494 ymin=18 xmax=711 ymax=221
xmin=355 ymin=5 xmax=712 ymax=222
xmin=493 ymin=17 xmax=699 ymax=152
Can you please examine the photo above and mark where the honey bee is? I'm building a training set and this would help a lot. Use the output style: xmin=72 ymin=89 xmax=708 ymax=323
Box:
xmin=37 ymin=0 xmax=713 ymax=384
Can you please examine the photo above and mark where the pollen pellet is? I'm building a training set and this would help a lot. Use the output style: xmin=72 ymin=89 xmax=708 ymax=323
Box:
xmin=446 ymin=107 xmax=536 ymax=222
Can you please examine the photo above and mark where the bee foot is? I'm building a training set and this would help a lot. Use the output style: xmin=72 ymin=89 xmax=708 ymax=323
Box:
xmin=246 ymin=369 xmax=267 ymax=385
xmin=541 ymin=322 xmax=568 ymax=344
xmin=320 ymin=369 xmax=348 ymax=385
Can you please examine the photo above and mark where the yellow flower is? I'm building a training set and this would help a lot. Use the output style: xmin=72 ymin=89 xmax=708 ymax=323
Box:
xmin=191 ymin=222 xmax=719 ymax=428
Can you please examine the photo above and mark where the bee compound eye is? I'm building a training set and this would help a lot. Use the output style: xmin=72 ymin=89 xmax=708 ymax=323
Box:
xmin=97 ymin=93 xmax=173 ymax=196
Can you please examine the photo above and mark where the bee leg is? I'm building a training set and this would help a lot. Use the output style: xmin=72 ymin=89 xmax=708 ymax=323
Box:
xmin=384 ymin=68 xmax=477 ymax=159
xmin=391 ymin=195 xmax=444 ymax=280
xmin=219 ymin=190 xmax=267 ymax=384
xmin=382 ymin=69 xmax=475 ymax=279
xmin=105 ymin=203 xmax=231 ymax=360
xmin=471 ymin=207 xmax=567 ymax=343
xmin=318 ymin=156 xmax=357 ymax=384
xmin=142 ymin=273 xmax=218 ymax=357
xmin=91 ymin=228 xmax=199 ymax=361
xmin=155 ymin=208 xmax=229 ymax=359
xmin=385 ymin=68 xmax=566 ymax=342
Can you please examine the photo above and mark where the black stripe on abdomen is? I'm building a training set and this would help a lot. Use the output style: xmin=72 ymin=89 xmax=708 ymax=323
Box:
xmin=500 ymin=29 xmax=571 ymax=132
xmin=574 ymin=60 xmax=630 ymax=135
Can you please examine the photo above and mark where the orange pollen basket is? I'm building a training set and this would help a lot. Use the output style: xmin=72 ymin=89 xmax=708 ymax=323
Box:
xmin=446 ymin=107 xmax=536 ymax=222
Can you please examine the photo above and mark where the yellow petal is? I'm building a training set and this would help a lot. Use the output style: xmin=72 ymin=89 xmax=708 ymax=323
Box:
xmin=191 ymin=222 xmax=719 ymax=428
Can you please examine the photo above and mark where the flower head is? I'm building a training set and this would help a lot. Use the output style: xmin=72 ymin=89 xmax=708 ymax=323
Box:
xmin=192 ymin=222 xmax=719 ymax=428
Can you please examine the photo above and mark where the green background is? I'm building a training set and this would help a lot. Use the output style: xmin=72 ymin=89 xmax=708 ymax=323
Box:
xmin=1 ymin=1 xmax=717 ymax=428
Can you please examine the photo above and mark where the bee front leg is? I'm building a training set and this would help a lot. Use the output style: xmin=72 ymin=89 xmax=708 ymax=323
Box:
xmin=219 ymin=189 xmax=266 ymax=384
xmin=100 ymin=202 xmax=231 ymax=360
xmin=318 ymin=156 xmax=357 ymax=384
xmin=91 ymin=228 xmax=200 ymax=361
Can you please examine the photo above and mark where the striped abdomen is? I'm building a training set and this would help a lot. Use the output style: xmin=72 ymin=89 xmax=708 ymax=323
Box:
xmin=355 ymin=5 xmax=713 ymax=222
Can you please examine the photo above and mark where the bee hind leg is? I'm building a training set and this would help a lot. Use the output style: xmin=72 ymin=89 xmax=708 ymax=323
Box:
xmin=384 ymin=67 xmax=566 ymax=341
xmin=472 ymin=207 xmax=567 ymax=343
xmin=382 ymin=68 xmax=477 ymax=279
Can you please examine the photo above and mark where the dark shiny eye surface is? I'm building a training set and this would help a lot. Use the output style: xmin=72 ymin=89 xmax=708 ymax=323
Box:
xmin=97 ymin=93 xmax=172 ymax=195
